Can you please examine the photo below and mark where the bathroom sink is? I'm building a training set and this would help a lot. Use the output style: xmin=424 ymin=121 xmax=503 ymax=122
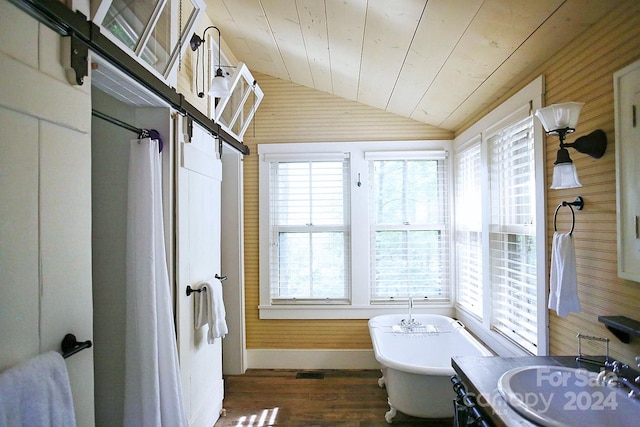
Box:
xmin=498 ymin=365 xmax=640 ymax=427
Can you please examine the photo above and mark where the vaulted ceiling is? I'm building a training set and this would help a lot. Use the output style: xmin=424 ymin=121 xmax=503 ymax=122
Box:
xmin=204 ymin=0 xmax=621 ymax=131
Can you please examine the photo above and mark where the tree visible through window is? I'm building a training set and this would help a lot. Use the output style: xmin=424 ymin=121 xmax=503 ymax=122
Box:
xmin=258 ymin=143 xmax=452 ymax=318
xmin=369 ymin=157 xmax=449 ymax=302
xmin=268 ymin=158 xmax=350 ymax=302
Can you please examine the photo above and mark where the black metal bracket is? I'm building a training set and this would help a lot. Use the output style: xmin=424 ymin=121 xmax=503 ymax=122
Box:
xmin=61 ymin=333 xmax=92 ymax=359
xmin=186 ymin=116 xmax=193 ymax=142
xmin=598 ymin=315 xmax=640 ymax=343
xmin=186 ymin=285 xmax=204 ymax=296
xmin=68 ymin=34 xmax=88 ymax=85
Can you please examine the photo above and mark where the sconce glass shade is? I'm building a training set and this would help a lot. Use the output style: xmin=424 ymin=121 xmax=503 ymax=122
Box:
xmin=208 ymin=68 xmax=231 ymax=98
xmin=535 ymin=102 xmax=584 ymax=133
xmin=551 ymin=163 xmax=582 ymax=189
xmin=551 ymin=147 xmax=582 ymax=189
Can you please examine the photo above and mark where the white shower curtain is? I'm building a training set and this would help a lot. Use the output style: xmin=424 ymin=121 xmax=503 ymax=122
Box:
xmin=124 ymin=138 xmax=187 ymax=427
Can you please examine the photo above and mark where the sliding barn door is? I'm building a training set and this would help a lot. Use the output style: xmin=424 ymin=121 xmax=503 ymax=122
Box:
xmin=175 ymin=117 xmax=224 ymax=427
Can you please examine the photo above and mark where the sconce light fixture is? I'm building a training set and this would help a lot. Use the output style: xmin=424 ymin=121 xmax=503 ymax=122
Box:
xmin=534 ymin=102 xmax=607 ymax=189
xmin=190 ymin=26 xmax=231 ymax=98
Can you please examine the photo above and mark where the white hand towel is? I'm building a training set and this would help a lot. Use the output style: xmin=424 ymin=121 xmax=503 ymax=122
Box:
xmin=194 ymin=278 xmax=228 ymax=343
xmin=548 ymin=232 xmax=581 ymax=317
xmin=0 ymin=351 xmax=76 ymax=427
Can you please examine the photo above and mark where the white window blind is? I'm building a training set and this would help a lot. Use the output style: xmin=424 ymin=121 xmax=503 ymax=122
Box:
xmin=268 ymin=155 xmax=350 ymax=302
xmin=455 ymin=141 xmax=483 ymax=318
xmin=487 ymin=115 xmax=538 ymax=353
xmin=368 ymin=156 xmax=449 ymax=303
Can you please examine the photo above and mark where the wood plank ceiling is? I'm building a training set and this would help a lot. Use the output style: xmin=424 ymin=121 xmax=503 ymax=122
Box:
xmin=204 ymin=0 xmax=622 ymax=132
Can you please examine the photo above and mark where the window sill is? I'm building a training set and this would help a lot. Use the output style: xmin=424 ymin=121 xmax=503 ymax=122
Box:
xmin=455 ymin=309 xmax=537 ymax=357
xmin=259 ymin=304 xmax=455 ymax=320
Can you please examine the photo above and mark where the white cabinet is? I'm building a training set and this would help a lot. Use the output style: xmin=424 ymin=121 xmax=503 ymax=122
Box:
xmin=614 ymin=58 xmax=640 ymax=282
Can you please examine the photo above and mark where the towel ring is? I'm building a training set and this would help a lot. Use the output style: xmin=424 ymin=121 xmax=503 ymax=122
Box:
xmin=553 ymin=196 xmax=584 ymax=235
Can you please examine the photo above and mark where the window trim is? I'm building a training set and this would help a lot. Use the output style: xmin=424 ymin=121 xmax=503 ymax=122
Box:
xmin=258 ymin=140 xmax=453 ymax=320
xmin=453 ymin=76 xmax=548 ymax=356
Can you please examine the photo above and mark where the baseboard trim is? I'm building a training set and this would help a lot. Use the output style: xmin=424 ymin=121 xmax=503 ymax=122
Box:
xmin=247 ymin=349 xmax=380 ymax=370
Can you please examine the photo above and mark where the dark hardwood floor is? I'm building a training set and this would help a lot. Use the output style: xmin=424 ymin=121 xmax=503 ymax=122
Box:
xmin=214 ymin=369 xmax=454 ymax=426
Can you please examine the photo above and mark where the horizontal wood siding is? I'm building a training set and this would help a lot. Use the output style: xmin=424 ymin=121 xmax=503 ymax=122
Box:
xmin=461 ymin=1 xmax=640 ymax=363
xmin=543 ymin=1 xmax=640 ymax=364
xmin=243 ymin=73 xmax=452 ymax=349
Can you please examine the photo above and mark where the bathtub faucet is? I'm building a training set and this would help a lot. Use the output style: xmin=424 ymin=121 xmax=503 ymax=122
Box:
xmin=400 ymin=297 xmax=421 ymax=331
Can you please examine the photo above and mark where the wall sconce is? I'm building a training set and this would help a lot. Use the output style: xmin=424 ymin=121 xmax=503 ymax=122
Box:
xmin=534 ymin=102 xmax=607 ymax=189
xmin=190 ymin=26 xmax=231 ymax=98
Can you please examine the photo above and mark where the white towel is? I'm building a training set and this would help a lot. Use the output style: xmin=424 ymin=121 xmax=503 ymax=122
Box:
xmin=548 ymin=232 xmax=581 ymax=317
xmin=194 ymin=278 xmax=228 ymax=343
xmin=0 ymin=351 xmax=76 ymax=427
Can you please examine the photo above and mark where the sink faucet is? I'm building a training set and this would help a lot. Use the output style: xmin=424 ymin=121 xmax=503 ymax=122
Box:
xmin=602 ymin=358 xmax=640 ymax=399
xmin=400 ymin=297 xmax=421 ymax=331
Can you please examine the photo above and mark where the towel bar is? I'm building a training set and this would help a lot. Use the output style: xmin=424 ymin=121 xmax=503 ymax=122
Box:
xmin=61 ymin=334 xmax=92 ymax=359
xmin=186 ymin=274 xmax=227 ymax=296
xmin=186 ymin=285 xmax=204 ymax=296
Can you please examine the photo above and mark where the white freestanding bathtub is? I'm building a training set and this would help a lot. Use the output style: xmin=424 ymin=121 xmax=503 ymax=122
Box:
xmin=368 ymin=314 xmax=493 ymax=423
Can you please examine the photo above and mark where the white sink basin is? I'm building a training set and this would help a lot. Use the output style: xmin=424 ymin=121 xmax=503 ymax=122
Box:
xmin=498 ymin=365 xmax=640 ymax=427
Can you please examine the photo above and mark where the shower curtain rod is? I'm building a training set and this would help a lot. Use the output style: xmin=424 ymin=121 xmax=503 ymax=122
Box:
xmin=92 ymin=109 xmax=147 ymax=138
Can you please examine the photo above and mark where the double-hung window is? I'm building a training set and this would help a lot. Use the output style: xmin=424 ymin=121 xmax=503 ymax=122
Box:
xmin=259 ymin=141 xmax=451 ymax=319
xmin=264 ymin=153 xmax=350 ymax=303
xmin=367 ymin=152 xmax=449 ymax=303
xmin=487 ymin=114 xmax=539 ymax=354
xmin=454 ymin=140 xmax=483 ymax=318
xmin=454 ymin=76 xmax=547 ymax=356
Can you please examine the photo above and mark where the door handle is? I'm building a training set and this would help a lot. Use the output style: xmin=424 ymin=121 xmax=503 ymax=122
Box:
xmin=215 ymin=274 xmax=227 ymax=281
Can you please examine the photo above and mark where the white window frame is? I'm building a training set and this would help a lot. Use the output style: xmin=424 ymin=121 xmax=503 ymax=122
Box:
xmin=211 ymin=61 xmax=264 ymax=142
xmin=92 ymin=0 xmax=205 ymax=86
xmin=454 ymin=135 xmax=483 ymax=319
xmin=258 ymin=140 xmax=453 ymax=320
xmin=366 ymin=151 xmax=450 ymax=303
xmin=453 ymin=76 xmax=548 ymax=356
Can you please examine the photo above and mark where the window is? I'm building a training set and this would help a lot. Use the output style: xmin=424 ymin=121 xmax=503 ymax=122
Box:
xmin=453 ymin=76 xmax=547 ymax=356
xmin=259 ymin=141 xmax=451 ymax=319
xmin=266 ymin=154 xmax=350 ymax=303
xmin=213 ymin=63 xmax=264 ymax=142
xmin=454 ymin=140 xmax=483 ymax=318
xmin=367 ymin=153 xmax=449 ymax=303
xmin=487 ymin=115 xmax=538 ymax=354
xmin=93 ymin=0 xmax=204 ymax=83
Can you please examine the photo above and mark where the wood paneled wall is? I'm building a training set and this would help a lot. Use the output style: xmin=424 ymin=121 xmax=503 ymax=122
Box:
xmin=242 ymin=73 xmax=452 ymax=349
xmin=542 ymin=1 xmax=640 ymax=364
xmin=462 ymin=1 xmax=640 ymax=364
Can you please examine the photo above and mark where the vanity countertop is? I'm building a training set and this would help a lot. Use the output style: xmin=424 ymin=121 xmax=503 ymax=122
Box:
xmin=451 ymin=355 xmax=597 ymax=427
